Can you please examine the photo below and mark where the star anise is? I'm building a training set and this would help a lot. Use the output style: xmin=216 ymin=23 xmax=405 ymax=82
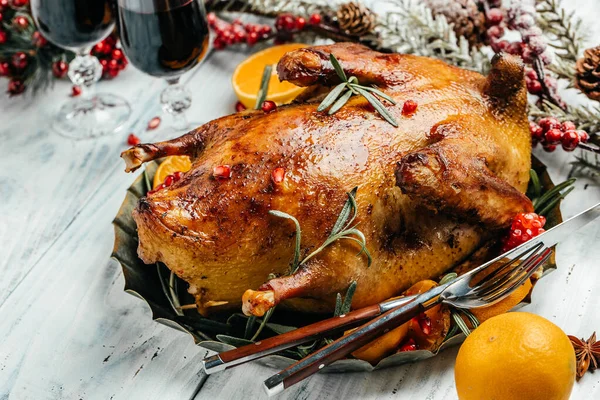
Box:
xmin=568 ymin=332 xmax=600 ymax=381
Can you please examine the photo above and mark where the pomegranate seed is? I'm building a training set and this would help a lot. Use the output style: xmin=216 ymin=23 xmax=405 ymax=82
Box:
xmin=487 ymin=8 xmax=504 ymax=25
xmin=502 ymin=212 xmax=546 ymax=252
xmin=235 ymin=101 xmax=247 ymax=112
xmin=415 ymin=313 xmax=432 ymax=335
xmin=147 ymin=116 xmax=161 ymax=130
xmin=538 ymin=117 xmax=560 ymax=131
xmin=173 ymin=171 xmax=183 ymax=181
xmin=71 ymin=85 xmax=82 ymax=97
xmin=402 ymin=100 xmax=418 ymax=115
xmin=544 ymin=128 xmax=563 ymax=145
xmin=213 ymin=165 xmax=232 ymax=180
xmin=309 ymin=13 xmax=322 ymax=25
xmin=127 ymin=133 xmax=140 ymax=146
xmin=561 ymin=130 xmax=580 ymax=151
xmin=561 ymin=121 xmax=576 ymax=132
xmin=261 ymin=100 xmax=277 ymax=113
xmin=164 ymin=175 xmax=174 ymax=187
xmin=271 ymin=167 xmax=286 ymax=184
xmin=399 ymin=338 xmax=417 ymax=352
xmin=295 ymin=17 xmax=306 ymax=30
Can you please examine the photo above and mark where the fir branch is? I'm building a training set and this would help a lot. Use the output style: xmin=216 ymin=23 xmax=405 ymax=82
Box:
xmin=536 ymin=0 xmax=583 ymax=63
xmin=570 ymin=153 xmax=600 ymax=179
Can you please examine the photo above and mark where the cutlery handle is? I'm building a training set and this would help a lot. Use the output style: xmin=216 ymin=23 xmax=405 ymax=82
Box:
xmin=263 ymin=294 xmax=434 ymax=396
xmin=203 ymin=303 xmax=383 ymax=374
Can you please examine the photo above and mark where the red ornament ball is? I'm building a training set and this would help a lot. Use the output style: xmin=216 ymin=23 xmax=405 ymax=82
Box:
xmin=11 ymin=52 xmax=28 ymax=70
xmin=14 ymin=15 xmax=29 ymax=29
xmin=309 ymin=13 xmax=322 ymax=25
xmin=261 ymin=100 xmax=277 ymax=113
xmin=8 ymin=78 xmax=25 ymax=95
xmin=52 ymin=60 xmax=69 ymax=78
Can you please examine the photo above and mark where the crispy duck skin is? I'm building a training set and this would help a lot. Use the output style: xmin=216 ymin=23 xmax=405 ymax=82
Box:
xmin=121 ymin=43 xmax=532 ymax=316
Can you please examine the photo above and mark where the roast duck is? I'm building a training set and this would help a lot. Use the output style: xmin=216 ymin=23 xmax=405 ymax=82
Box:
xmin=121 ymin=43 xmax=532 ymax=317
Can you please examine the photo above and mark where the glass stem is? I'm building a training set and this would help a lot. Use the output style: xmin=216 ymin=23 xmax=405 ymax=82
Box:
xmin=161 ymin=77 xmax=192 ymax=131
xmin=68 ymin=49 xmax=102 ymax=99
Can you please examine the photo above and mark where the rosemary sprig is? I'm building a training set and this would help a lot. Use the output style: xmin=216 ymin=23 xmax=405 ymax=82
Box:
xmin=318 ymin=54 xmax=398 ymax=127
xmin=528 ymin=169 xmax=576 ymax=216
xmin=334 ymin=281 xmax=358 ymax=316
xmin=269 ymin=187 xmax=372 ymax=275
xmin=450 ymin=309 xmax=479 ymax=337
xmin=254 ymin=64 xmax=272 ymax=109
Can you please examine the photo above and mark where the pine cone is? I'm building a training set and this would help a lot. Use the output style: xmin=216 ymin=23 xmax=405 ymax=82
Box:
xmin=336 ymin=2 xmax=377 ymax=37
xmin=424 ymin=0 xmax=486 ymax=48
xmin=575 ymin=46 xmax=600 ymax=101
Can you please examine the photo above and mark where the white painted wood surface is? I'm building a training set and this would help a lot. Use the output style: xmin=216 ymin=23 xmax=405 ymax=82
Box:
xmin=1 ymin=1 xmax=599 ymax=398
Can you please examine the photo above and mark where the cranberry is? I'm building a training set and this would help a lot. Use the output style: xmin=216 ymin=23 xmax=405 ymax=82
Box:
xmin=538 ymin=117 xmax=560 ymax=131
xmin=402 ymin=100 xmax=418 ymax=115
xmin=213 ymin=37 xmax=226 ymax=50
xmin=234 ymin=30 xmax=246 ymax=43
xmin=506 ymin=41 xmax=524 ymax=56
xmin=526 ymin=79 xmax=542 ymax=94
xmin=52 ymin=60 xmax=68 ymax=78
xmin=260 ymin=25 xmax=272 ymax=36
xmin=127 ymin=133 xmax=140 ymax=146
xmin=544 ymin=128 xmax=563 ymax=145
xmin=295 ymin=17 xmax=306 ymax=30
xmin=560 ymin=121 xmax=576 ymax=132
xmin=491 ymin=40 xmax=509 ymax=53
xmin=247 ymin=31 xmax=259 ymax=46
xmin=525 ymin=69 xmax=538 ymax=80
xmin=11 ymin=52 xmax=27 ymax=70
xmin=271 ymin=167 xmax=286 ymax=184
xmin=147 ymin=116 xmax=161 ymax=130
xmin=213 ymin=165 xmax=232 ymax=180
xmin=12 ymin=0 xmax=28 ymax=6
xmin=71 ymin=85 xmax=81 ymax=97
xmin=93 ymin=42 xmax=106 ymax=54
xmin=529 ymin=122 xmax=544 ymax=142
xmin=275 ymin=14 xmax=295 ymax=31
xmin=561 ymin=130 xmax=580 ymax=151
xmin=261 ymin=100 xmax=277 ymax=113
xmin=309 ymin=13 xmax=322 ymax=25
xmin=14 ymin=15 xmax=28 ymax=29
xmin=487 ymin=25 xmax=505 ymax=39
xmin=487 ymin=8 xmax=504 ymax=25
xmin=398 ymin=338 xmax=417 ymax=352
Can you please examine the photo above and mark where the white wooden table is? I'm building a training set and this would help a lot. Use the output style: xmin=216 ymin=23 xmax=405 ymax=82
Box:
xmin=1 ymin=2 xmax=600 ymax=398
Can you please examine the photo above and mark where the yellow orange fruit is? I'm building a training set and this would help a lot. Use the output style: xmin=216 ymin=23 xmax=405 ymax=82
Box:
xmin=153 ymin=156 xmax=192 ymax=189
xmin=350 ymin=323 xmax=409 ymax=365
xmin=455 ymin=312 xmax=576 ymax=400
xmin=470 ymin=278 xmax=532 ymax=323
xmin=232 ymin=43 xmax=308 ymax=109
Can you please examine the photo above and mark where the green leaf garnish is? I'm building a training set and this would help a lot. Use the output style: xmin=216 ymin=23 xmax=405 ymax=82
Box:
xmin=318 ymin=54 xmax=398 ymax=127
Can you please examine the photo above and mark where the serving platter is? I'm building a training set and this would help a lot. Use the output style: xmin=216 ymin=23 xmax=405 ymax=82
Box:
xmin=112 ymin=157 xmax=562 ymax=373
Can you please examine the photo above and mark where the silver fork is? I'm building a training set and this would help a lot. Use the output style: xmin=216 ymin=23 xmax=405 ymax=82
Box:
xmin=263 ymin=243 xmax=553 ymax=396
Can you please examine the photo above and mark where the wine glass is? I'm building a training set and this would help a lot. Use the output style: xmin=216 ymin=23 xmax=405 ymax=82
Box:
xmin=31 ymin=0 xmax=132 ymax=139
xmin=116 ymin=0 xmax=210 ymax=137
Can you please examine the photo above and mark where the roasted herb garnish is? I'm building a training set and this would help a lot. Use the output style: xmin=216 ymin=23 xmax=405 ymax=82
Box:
xmin=318 ymin=54 xmax=398 ymax=127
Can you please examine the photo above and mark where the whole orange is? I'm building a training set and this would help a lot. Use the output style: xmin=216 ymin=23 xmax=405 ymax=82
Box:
xmin=455 ymin=312 xmax=575 ymax=400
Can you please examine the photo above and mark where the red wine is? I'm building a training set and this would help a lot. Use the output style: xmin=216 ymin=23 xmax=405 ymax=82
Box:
xmin=31 ymin=0 xmax=115 ymax=50
xmin=117 ymin=0 xmax=209 ymax=78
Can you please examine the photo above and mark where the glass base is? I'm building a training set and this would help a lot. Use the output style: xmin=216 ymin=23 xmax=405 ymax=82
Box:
xmin=54 ymin=93 xmax=131 ymax=140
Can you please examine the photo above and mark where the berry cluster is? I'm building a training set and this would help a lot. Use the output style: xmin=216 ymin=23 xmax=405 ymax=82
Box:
xmin=148 ymin=171 xmax=184 ymax=195
xmin=529 ymin=117 xmax=589 ymax=152
xmin=502 ymin=212 xmax=546 ymax=253
xmin=91 ymin=33 xmax=128 ymax=79
xmin=524 ymin=67 xmax=557 ymax=96
xmin=501 ymin=0 xmax=551 ymax=65
xmin=208 ymin=13 xmax=272 ymax=50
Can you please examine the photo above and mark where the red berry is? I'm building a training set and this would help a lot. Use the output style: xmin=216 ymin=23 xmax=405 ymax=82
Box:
xmin=234 ymin=30 xmax=246 ymax=43
xmin=14 ymin=15 xmax=28 ymax=29
xmin=577 ymin=130 xmax=589 ymax=143
xmin=295 ymin=17 xmax=306 ymax=30
xmin=487 ymin=25 xmax=504 ymax=39
xmin=111 ymin=48 xmax=124 ymax=60
xmin=32 ymin=31 xmax=47 ymax=47
xmin=7 ymin=78 xmax=24 ymax=95
xmin=127 ymin=133 xmax=140 ymax=145
xmin=544 ymin=128 xmax=563 ymax=145
xmin=561 ymin=130 xmax=580 ymax=151
xmin=525 ymin=68 xmax=538 ymax=80
xmin=560 ymin=121 xmax=576 ymax=132
xmin=247 ymin=31 xmax=259 ymax=46
xmin=309 ymin=13 xmax=322 ymax=25
xmin=491 ymin=40 xmax=509 ymax=53
xmin=529 ymin=122 xmax=544 ymax=141
xmin=261 ymin=100 xmax=277 ymax=113
xmin=235 ymin=101 xmax=247 ymax=112
xmin=0 ymin=61 xmax=9 ymax=76
xmin=526 ymin=79 xmax=542 ymax=94
xmin=506 ymin=42 xmax=524 ymax=56
xmin=487 ymin=8 xmax=504 ymax=25
xmin=11 ymin=52 xmax=27 ymax=70
xmin=108 ymin=59 xmax=119 ymax=70
xmin=415 ymin=313 xmax=432 ymax=335
xmin=213 ymin=37 xmax=226 ymax=50
xmin=402 ymin=99 xmax=418 ymax=115
xmin=260 ymin=25 xmax=272 ymax=36
xmin=213 ymin=165 xmax=232 ymax=180
xmin=52 ymin=60 xmax=68 ymax=78
xmin=271 ymin=167 xmax=286 ymax=184
xmin=93 ymin=42 xmax=105 ymax=54
xmin=71 ymin=85 xmax=81 ymax=97
xmin=147 ymin=116 xmax=161 ymax=130
xmin=0 ymin=30 xmax=7 ymax=44
xmin=399 ymin=338 xmax=417 ymax=352
xmin=538 ymin=117 xmax=560 ymax=131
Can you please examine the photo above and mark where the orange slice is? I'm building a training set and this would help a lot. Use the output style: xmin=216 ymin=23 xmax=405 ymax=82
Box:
xmin=232 ymin=43 xmax=308 ymax=109
xmin=153 ymin=156 xmax=192 ymax=189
